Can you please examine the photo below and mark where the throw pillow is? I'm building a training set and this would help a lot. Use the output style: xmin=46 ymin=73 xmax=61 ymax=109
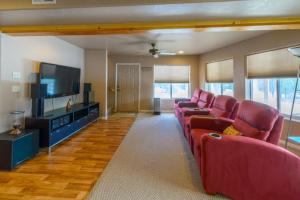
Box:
xmin=223 ymin=125 xmax=240 ymax=136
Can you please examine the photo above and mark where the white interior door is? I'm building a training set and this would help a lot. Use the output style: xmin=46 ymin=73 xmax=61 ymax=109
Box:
xmin=116 ymin=64 xmax=140 ymax=112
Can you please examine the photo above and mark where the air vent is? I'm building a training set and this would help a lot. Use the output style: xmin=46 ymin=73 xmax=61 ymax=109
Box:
xmin=32 ymin=0 xmax=56 ymax=4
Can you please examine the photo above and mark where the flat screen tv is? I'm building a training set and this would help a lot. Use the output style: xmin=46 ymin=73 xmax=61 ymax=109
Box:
xmin=39 ymin=62 xmax=81 ymax=98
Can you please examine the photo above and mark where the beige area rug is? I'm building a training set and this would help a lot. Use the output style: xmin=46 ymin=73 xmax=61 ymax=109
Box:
xmin=88 ymin=113 xmax=229 ymax=200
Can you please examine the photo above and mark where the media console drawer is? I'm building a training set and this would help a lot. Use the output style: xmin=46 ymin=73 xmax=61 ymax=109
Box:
xmin=26 ymin=102 xmax=100 ymax=152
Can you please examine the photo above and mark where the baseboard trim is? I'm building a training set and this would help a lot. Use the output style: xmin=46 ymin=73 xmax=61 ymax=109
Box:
xmin=161 ymin=110 xmax=174 ymax=113
xmin=139 ymin=110 xmax=174 ymax=113
xmin=139 ymin=110 xmax=153 ymax=113
xmin=101 ymin=116 xmax=108 ymax=120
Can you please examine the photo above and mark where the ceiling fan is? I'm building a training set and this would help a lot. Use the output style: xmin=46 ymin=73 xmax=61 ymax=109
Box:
xmin=149 ymin=43 xmax=176 ymax=58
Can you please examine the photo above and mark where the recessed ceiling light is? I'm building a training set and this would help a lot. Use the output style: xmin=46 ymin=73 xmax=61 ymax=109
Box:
xmin=178 ymin=50 xmax=184 ymax=54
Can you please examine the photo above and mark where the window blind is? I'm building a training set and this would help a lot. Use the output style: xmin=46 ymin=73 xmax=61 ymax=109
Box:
xmin=206 ymin=59 xmax=234 ymax=83
xmin=247 ymin=48 xmax=300 ymax=78
xmin=154 ymin=65 xmax=190 ymax=83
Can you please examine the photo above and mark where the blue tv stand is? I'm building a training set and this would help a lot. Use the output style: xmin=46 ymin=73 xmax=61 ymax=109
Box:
xmin=0 ymin=129 xmax=39 ymax=170
xmin=26 ymin=102 xmax=99 ymax=154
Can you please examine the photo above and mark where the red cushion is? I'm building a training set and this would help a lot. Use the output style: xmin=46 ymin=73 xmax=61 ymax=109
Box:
xmin=233 ymin=118 xmax=269 ymax=141
xmin=233 ymin=100 xmax=279 ymax=141
xmin=191 ymin=88 xmax=202 ymax=103
xmin=200 ymin=135 xmax=300 ymax=200
xmin=210 ymin=95 xmax=237 ymax=118
xmin=197 ymin=91 xmax=214 ymax=109
xmin=191 ymin=129 xmax=221 ymax=167
xmin=190 ymin=128 xmax=221 ymax=153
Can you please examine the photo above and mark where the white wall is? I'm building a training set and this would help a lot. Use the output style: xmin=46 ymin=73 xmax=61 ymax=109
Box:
xmin=0 ymin=34 xmax=85 ymax=132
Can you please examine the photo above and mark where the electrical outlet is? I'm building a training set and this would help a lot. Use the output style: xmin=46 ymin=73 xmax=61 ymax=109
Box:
xmin=12 ymin=72 xmax=21 ymax=80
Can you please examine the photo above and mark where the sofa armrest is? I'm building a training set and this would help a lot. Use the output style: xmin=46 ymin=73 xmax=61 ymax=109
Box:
xmin=190 ymin=117 xmax=233 ymax=132
xmin=178 ymin=102 xmax=198 ymax=108
xmin=182 ymin=108 xmax=210 ymax=117
xmin=200 ymin=135 xmax=300 ymax=199
xmin=175 ymin=98 xmax=191 ymax=103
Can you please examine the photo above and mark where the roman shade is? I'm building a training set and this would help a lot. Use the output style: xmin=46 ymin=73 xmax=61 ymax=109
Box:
xmin=247 ymin=48 xmax=300 ymax=78
xmin=154 ymin=65 xmax=190 ymax=83
xmin=206 ymin=59 xmax=234 ymax=83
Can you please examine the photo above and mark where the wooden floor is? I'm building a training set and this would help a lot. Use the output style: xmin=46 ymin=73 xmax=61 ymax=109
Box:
xmin=0 ymin=114 xmax=136 ymax=200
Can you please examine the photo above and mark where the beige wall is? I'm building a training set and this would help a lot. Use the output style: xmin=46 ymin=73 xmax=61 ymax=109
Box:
xmin=85 ymin=49 xmax=108 ymax=118
xmin=199 ymin=30 xmax=300 ymax=100
xmin=108 ymin=55 xmax=199 ymax=111
xmin=199 ymin=30 xmax=300 ymax=138
xmin=0 ymin=34 xmax=85 ymax=132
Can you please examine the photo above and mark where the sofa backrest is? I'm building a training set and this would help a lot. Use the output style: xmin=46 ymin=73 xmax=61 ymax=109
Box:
xmin=229 ymin=102 xmax=240 ymax=120
xmin=190 ymin=88 xmax=202 ymax=103
xmin=197 ymin=91 xmax=214 ymax=109
xmin=233 ymin=100 xmax=283 ymax=144
xmin=267 ymin=115 xmax=284 ymax=145
xmin=210 ymin=95 xmax=238 ymax=118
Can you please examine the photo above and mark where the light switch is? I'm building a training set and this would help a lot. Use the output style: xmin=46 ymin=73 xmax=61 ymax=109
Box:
xmin=12 ymin=72 xmax=21 ymax=80
xmin=12 ymin=85 xmax=21 ymax=93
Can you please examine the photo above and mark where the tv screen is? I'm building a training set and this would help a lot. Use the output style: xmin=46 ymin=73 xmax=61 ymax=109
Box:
xmin=39 ymin=63 xmax=81 ymax=98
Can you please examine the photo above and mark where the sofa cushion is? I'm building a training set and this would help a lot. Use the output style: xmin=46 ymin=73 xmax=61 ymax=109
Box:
xmin=197 ymin=91 xmax=214 ymax=109
xmin=191 ymin=129 xmax=221 ymax=156
xmin=210 ymin=95 xmax=237 ymax=118
xmin=190 ymin=88 xmax=202 ymax=103
xmin=233 ymin=100 xmax=279 ymax=141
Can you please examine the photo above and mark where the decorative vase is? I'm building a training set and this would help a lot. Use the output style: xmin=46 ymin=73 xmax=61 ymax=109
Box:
xmin=9 ymin=111 xmax=25 ymax=135
xmin=66 ymin=98 xmax=72 ymax=111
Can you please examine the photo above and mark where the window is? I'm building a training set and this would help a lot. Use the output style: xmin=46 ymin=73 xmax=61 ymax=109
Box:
xmin=250 ymin=79 xmax=278 ymax=109
xmin=205 ymin=59 xmax=234 ymax=96
xmin=222 ymin=83 xmax=234 ymax=96
xmin=154 ymin=83 xmax=171 ymax=99
xmin=154 ymin=83 xmax=189 ymax=99
xmin=171 ymin=83 xmax=189 ymax=99
xmin=154 ymin=65 xmax=190 ymax=99
xmin=247 ymin=78 xmax=300 ymax=119
xmin=279 ymin=78 xmax=298 ymax=116
xmin=246 ymin=47 xmax=300 ymax=119
xmin=205 ymin=83 xmax=234 ymax=96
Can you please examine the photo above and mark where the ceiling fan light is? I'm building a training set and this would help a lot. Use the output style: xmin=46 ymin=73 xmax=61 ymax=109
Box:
xmin=154 ymin=54 xmax=159 ymax=58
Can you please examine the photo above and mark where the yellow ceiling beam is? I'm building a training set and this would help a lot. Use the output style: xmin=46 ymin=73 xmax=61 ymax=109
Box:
xmin=2 ymin=17 xmax=300 ymax=36
xmin=0 ymin=0 xmax=239 ymax=10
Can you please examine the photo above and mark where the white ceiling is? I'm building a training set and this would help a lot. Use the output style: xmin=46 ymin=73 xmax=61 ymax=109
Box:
xmin=1 ymin=0 xmax=300 ymax=26
xmin=59 ymin=31 xmax=268 ymax=56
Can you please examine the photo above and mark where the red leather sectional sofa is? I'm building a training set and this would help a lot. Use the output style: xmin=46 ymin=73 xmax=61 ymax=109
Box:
xmin=174 ymin=88 xmax=300 ymax=200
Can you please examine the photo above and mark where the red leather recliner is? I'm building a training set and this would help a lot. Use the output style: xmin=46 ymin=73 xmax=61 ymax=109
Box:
xmin=183 ymin=95 xmax=238 ymax=140
xmin=177 ymin=91 xmax=214 ymax=128
xmin=200 ymin=135 xmax=300 ymax=200
xmin=190 ymin=100 xmax=284 ymax=168
xmin=174 ymin=88 xmax=202 ymax=118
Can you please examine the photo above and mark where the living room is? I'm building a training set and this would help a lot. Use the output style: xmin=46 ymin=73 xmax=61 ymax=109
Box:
xmin=0 ymin=1 xmax=299 ymax=200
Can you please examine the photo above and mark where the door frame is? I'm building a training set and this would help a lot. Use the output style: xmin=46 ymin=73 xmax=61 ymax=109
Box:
xmin=115 ymin=63 xmax=141 ymax=112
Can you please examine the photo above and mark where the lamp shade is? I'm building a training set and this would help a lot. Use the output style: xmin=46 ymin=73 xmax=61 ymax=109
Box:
xmin=288 ymin=46 xmax=300 ymax=57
